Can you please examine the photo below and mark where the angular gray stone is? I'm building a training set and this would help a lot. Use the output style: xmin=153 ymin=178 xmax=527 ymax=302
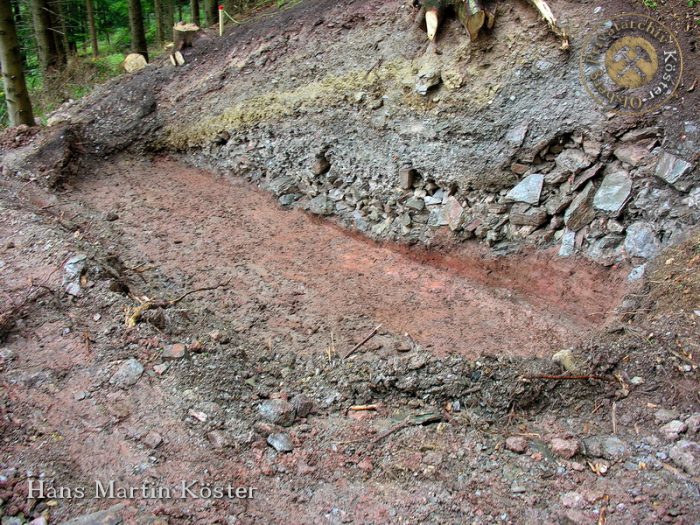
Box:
xmin=510 ymin=204 xmax=548 ymax=226
xmin=545 ymin=191 xmax=573 ymax=216
xmin=267 ymin=432 xmax=294 ymax=453
xmin=627 ymin=264 xmax=647 ymax=281
xmin=587 ymin=235 xmax=623 ymax=266
xmin=278 ymin=194 xmax=301 ymax=206
xmin=428 ymin=207 xmax=449 ymax=227
xmin=445 ymin=196 xmax=465 ymax=231
xmin=655 ymin=408 xmax=680 ymax=424
xmin=593 ymin=171 xmax=632 ymax=214
xmin=406 ymin=196 xmax=425 ymax=211
xmin=505 ymin=123 xmax=529 ymax=147
xmin=655 ymin=151 xmax=694 ymax=191
xmin=661 ymin=420 xmax=688 ymax=441
xmin=564 ymin=182 xmax=596 ymax=231
xmin=670 ymin=440 xmax=700 ymax=476
xmin=399 ymin=167 xmax=417 ymax=190
xmin=308 ymin=195 xmax=334 ymax=216
xmin=555 ymin=149 xmax=592 ymax=175
xmin=614 ymin=143 xmax=649 ymax=166
xmin=624 ymin=222 xmax=660 ymax=259
xmin=268 ymin=176 xmax=297 ymax=196
xmin=415 ymin=63 xmax=441 ymax=95
xmin=109 ymin=359 xmax=144 ymax=388
xmin=258 ymin=399 xmax=296 ymax=427
xmin=582 ymin=435 xmax=627 ymax=460
xmin=290 ymin=394 xmax=314 ymax=418
xmin=559 ymin=229 xmax=576 ymax=257
xmin=505 ymin=174 xmax=544 ymax=205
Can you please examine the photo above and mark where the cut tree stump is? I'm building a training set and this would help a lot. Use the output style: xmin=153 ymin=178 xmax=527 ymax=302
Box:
xmin=173 ymin=22 xmax=200 ymax=51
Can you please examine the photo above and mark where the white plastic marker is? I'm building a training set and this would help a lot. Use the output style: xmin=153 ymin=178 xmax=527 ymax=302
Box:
xmin=219 ymin=5 xmax=224 ymax=36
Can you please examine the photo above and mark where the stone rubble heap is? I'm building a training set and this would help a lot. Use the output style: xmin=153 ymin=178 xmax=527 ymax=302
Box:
xmin=198 ymin=125 xmax=697 ymax=269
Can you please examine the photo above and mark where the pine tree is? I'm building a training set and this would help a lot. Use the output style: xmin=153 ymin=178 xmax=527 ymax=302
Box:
xmin=0 ymin=0 xmax=35 ymax=126
xmin=127 ymin=0 xmax=148 ymax=61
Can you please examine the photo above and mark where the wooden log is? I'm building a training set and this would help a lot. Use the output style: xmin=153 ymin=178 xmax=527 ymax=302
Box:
xmin=169 ymin=50 xmax=185 ymax=67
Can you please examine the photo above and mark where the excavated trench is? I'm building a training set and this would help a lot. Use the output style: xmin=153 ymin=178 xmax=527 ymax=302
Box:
xmin=72 ymin=156 xmax=628 ymax=361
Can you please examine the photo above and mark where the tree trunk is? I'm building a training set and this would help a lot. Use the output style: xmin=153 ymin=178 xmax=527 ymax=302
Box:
xmin=127 ymin=0 xmax=148 ymax=62
xmin=204 ymin=0 xmax=217 ymax=27
xmin=177 ymin=2 xmax=183 ymax=22
xmin=164 ymin=0 xmax=175 ymax=39
xmin=30 ymin=0 xmax=58 ymax=73
xmin=190 ymin=0 xmax=200 ymax=26
xmin=0 ymin=0 xmax=35 ymax=126
xmin=154 ymin=0 xmax=164 ymax=46
xmin=53 ymin=0 xmax=71 ymax=58
xmin=86 ymin=0 xmax=98 ymax=57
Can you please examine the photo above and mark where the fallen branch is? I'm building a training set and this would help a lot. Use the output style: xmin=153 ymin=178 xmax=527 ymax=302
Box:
xmin=349 ymin=404 xmax=379 ymax=412
xmin=526 ymin=0 xmax=569 ymax=49
xmin=524 ymin=374 xmax=612 ymax=381
xmin=343 ymin=324 xmax=382 ymax=359
xmin=372 ymin=412 xmax=443 ymax=444
xmin=125 ymin=279 xmax=232 ymax=328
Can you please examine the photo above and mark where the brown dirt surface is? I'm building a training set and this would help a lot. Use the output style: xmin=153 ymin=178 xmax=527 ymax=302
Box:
xmin=0 ymin=156 xmax=698 ymax=524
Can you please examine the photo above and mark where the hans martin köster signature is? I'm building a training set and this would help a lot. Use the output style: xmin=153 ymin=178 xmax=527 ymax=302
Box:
xmin=28 ymin=479 xmax=256 ymax=500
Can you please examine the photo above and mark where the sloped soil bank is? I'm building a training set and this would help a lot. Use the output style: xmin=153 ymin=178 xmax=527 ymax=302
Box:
xmin=1 ymin=156 xmax=699 ymax=524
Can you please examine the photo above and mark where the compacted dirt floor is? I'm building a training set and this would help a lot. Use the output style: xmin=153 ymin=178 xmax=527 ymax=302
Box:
xmin=1 ymin=158 xmax=699 ymax=524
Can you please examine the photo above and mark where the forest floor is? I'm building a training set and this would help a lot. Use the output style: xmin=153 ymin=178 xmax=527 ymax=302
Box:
xmin=0 ymin=156 xmax=698 ymax=524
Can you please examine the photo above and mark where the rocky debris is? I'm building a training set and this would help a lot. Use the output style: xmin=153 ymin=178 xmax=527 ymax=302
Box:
xmin=308 ymin=195 xmax=334 ymax=216
xmin=560 ymin=491 xmax=585 ymax=509
xmin=660 ymin=420 xmax=688 ymax=441
xmin=60 ymin=503 xmax=127 ymax=525
xmin=415 ymin=62 xmax=441 ymax=95
xmin=686 ymin=414 xmax=700 ymax=434
xmin=593 ymin=171 xmax=631 ymax=214
xmin=582 ymin=435 xmax=627 ymax=461
xmin=162 ymin=343 xmax=187 ymax=359
xmin=268 ymin=175 xmax=297 ymax=196
xmin=564 ymin=182 xmax=596 ymax=232
xmin=550 ymin=438 xmax=579 ymax=459
xmin=290 ymin=394 xmax=314 ymax=418
xmin=509 ymin=204 xmax=548 ymax=227
xmin=613 ymin=143 xmax=650 ymax=167
xmin=505 ymin=174 xmax=544 ymax=205
xmin=267 ymin=432 xmax=294 ymax=453
xmin=109 ymin=359 xmax=144 ymax=388
xmin=103 ymin=211 xmax=119 ymax=222
xmin=258 ymin=399 xmax=296 ymax=427
xmin=207 ymin=430 xmax=230 ymax=449
xmin=655 ymin=151 xmax=694 ymax=192
xmin=505 ymin=436 xmax=528 ymax=454
xmin=406 ymin=196 xmax=425 ymax=211
xmin=669 ymin=440 xmax=700 ymax=476
xmin=63 ymin=254 xmax=87 ymax=297
xmin=654 ymin=409 xmax=680 ymax=425
xmin=624 ymin=222 xmax=661 ymax=260
xmin=555 ymin=149 xmax=592 ymax=175
xmin=143 ymin=431 xmax=163 ymax=449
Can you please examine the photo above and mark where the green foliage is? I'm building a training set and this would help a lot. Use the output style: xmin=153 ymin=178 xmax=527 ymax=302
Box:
xmin=642 ymin=0 xmax=658 ymax=8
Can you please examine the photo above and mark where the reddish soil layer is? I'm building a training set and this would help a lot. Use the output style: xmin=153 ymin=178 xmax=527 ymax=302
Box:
xmin=74 ymin=158 xmax=627 ymax=359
